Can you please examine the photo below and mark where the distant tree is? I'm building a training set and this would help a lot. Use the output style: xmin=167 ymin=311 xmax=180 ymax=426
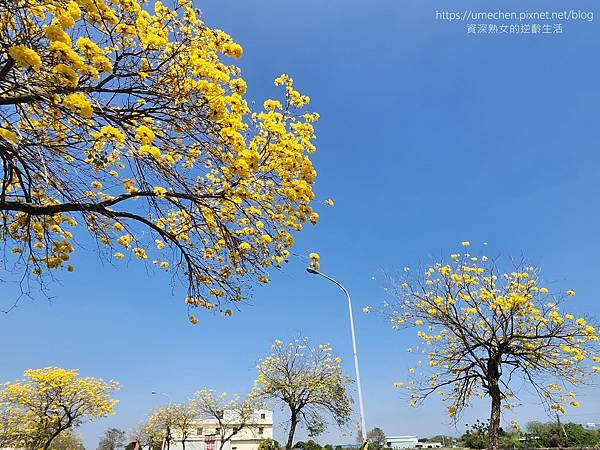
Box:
xmin=255 ymin=338 xmax=353 ymax=450
xmin=294 ymin=440 xmax=322 ymax=450
xmin=168 ymin=402 xmax=196 ymax=450
xmin=367 ymin=427 xmax=386 ymax=446
xmin=425 ymin=435 xmax=455 ymax=447
xmin=525 ymin=421 xmax=599 ymax=448
xmin=385 ymin=244 xmax=600 ymax=450
xmin=130 ymin=421 xmax=162 ymax=450
xmin=323 ymin=444 xmax=334 ymax=450
xmin=147 ymin=406 xmax=179 ymax=450
xmin=259 ymin=438 xmax=281 ymax=450
xmin=97 ymin=428 xmax=127 ymax=450
xmin=49 ymin=431 xmax=86 ymax=450
xmin=191 ymin=389 xmax=256 ymax=450
xmin=461 ymin=420 xmax=489 ymax=450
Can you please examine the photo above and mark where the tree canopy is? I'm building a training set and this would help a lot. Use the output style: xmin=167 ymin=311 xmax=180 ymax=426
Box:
xmin=384 ymin=242 xmax=600 ymax=450
xmin=255 ymin=338 xmax=353 ymax=450
xmin=0 ymin=0 xmax=324 ymax=319
xmin=0 ymin=367 xmax=119 ymax=450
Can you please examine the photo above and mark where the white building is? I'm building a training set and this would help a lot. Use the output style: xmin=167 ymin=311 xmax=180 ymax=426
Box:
xmin=167 ymin=410 xmax=273 ymax=450
xmin=385 ymin=436 xmax=419 ymax=450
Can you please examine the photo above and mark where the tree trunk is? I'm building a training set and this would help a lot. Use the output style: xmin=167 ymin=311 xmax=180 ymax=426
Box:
xmin=43 ymin=427 xmax=66 ymax=450
xmin=285 ymin=410 xmax=298 ymax=450
xmin=487 ymin=359 xmax=501 ymax=450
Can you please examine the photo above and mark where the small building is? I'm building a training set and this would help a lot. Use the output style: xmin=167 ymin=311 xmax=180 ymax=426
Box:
xmin=385 ymin=436 xmax=419 ymax=450
xmin=167 ymin=410 xmax=273 ymax=450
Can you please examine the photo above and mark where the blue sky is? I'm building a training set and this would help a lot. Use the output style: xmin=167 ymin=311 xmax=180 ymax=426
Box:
xmin=3 ymin=0 xmax=600 ymax=447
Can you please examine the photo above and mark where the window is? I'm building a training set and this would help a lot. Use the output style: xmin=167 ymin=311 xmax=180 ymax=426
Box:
xmin=258 ymin=427 xmax=264 ymax=435
xmin=197 ymin=428 xmax=203 ymax=436
xmin=260 ymin=413 xmax=266 ymax=419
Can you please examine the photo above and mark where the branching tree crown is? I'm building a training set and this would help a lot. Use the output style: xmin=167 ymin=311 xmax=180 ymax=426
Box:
xmin=147 ymin=404 xmax=179 ymax=450
xmin=0 ymin=0 xmax=325 ymax=319
xmin=255 ymin=338 xmax=353 ymax=450
xmin=97 ymin=427 xmax=127 ymax=450
xmin=0 ymin=367 xmax=119 ymax=450
xmin=191 ymin=389 xmax=257 ymax=450
xmin=384 ymin=242 xmax=600 ymax=450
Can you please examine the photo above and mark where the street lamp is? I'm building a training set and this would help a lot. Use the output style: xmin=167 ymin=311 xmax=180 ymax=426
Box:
xmin=306 ymin=267 xmax=367 ymax=444
xmin=151 ymin=391 xmax=171 ymax=400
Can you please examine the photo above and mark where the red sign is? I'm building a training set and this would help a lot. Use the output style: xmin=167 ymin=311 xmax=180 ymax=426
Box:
xmin=206 ymin=440 xmax=216 ymax=450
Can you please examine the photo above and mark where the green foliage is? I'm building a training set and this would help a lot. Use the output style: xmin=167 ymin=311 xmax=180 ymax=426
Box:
xmin=424 ymin=435 xmax=456 ymax=446
xmin=461 ymin=420 xmax=490 ymax=450
xmin=367 ymin=428 xmax=386 ymax=446
xmin=524 ymin=421 xmax=600 ymax=448
xmin=97 ymin=428 xmax=127 ymax=450
xmin=294 ymin=440 xmax=322 ymax=450
xmin=259 ymin=438 xmax=281 ymax=450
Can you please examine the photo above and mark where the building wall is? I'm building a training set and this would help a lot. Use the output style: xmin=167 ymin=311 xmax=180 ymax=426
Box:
xmin=385 ymin=436 xmax=419 ymax=450
xmin=168 ymin=410 xmax=273 ymax=450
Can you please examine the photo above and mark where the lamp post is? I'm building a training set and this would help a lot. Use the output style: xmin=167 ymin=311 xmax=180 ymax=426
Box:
xmin=306 ymin=267 xmax=367 ymax=444
xmin=151 ymin=391 xmax=171 ymax=400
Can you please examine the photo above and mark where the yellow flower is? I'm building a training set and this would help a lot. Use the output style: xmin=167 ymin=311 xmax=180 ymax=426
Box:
xmin=223 ymin=42 xmax=243 ymax=59
xmin=264 ymin=99 xmax=282 ymax=111
xmin=133 ymin=247 xmax=147 ymax=260
xmin=135 ymin=125 xmax=155 ymax=144
xmin=566 ymin=290 xmax=576 ymax=297
xmin=189 ymin=315 xmax=198 ymax=325
xmin=461 ymin=241 xmax=470 ymax=247
xmin=8 ymin=45 xmax=42 ymax=71
xmin=63 ymin=93 xmax=93 ymax=118
xmin=0 ymin=127 xmax=18 ymax=142
xmin=153 ymin=186 xmax=167 ymax=197
xmin=239 ymin=242 xmax=251 ymax=251
xmin=44 ymin=25 xmax=71 ymax=45
xmin=52 ymin=64 xmax=79 ymax=86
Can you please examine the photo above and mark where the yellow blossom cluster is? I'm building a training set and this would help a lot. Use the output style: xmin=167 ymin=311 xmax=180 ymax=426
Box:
xmin=0 ymin=0 xmax=324 ymax=316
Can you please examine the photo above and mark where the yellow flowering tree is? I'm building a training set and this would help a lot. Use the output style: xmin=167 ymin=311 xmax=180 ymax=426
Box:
xmin=0 ymin=0 xmax=322 ymax=319
xmin=385 ymin=243 xmax=600 ymax=450
xmin=191 ymin=389 xmax=257 ymax=450
xmin=167 ymin=402 xmax=196 ymax=450
xmin=255 ymin=338 xmax=353 ymax=450
xmin=147 ymin=405 xmax=178 ymax=450
xmin=0 ymin=367 xmax=119 ymax=450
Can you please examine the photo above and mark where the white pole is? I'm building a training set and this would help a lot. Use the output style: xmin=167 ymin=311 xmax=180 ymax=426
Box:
xmin=308 ymin=269 xmax=367 ymax=443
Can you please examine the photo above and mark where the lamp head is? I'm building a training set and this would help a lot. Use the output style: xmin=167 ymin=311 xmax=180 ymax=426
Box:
xmin=306 ymin=267 xmax=319 ymax=275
